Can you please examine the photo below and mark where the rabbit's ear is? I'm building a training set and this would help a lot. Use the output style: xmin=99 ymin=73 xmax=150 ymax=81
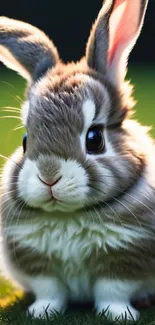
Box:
xmin=0 ymin=17 xmax=59 ymax=82
xmin=86 ymin=0 xmax=148 ymax=87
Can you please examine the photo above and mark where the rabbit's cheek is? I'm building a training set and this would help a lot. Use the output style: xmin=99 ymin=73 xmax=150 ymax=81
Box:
xmin=57 ymin=159 xmax=89 ymax=202
xmin=18 ymin=158 xmax=51 ymax=207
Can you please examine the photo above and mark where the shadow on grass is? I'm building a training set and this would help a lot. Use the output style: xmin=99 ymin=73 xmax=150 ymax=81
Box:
xmin=0 ymin=292 xmax=155 ymax=325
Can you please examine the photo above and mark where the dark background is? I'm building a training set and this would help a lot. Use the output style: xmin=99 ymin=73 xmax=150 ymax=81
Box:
xmin=0 ymin=0 xmax=155 ymax=64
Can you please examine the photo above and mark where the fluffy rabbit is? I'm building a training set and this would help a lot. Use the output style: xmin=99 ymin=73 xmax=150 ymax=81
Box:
xmin=0 ymin=0 xmax=154 ymax=321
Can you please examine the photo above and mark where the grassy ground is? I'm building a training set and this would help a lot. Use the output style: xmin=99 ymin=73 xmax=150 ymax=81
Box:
xmin=0 ymin=65 xmax=155 ymax=324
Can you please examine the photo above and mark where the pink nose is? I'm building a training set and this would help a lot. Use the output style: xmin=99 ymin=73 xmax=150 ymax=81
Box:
xmin=38 ymin=176 xmax=61 ymax=187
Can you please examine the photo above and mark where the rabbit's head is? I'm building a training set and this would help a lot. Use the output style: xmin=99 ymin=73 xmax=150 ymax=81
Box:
xmin=0 ymin=0 xmax=149 ymax=214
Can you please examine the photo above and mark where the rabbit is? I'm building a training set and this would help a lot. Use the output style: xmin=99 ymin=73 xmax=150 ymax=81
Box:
xmin=0 ymin=0 xmax=154 ymax=321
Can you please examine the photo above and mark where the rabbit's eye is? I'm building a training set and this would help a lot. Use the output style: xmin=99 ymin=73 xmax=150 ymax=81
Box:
xmin=86 ymin=127 xmax=105 ymax=154
xmin=22 ymin=133 xmax=27 ymax=153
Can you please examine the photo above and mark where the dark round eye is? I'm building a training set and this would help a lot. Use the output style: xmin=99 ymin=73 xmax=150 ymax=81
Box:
xmin=86 ymin=127 xmax=105 ymax=154
xmin=22 ymin=133 xmax=27 ymax=153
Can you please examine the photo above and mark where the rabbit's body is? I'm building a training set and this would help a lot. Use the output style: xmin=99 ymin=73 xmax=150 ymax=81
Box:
xmin=0 ymin=0 xmax=153 ymax=320
xmin=1 ymin=117 xmax=155 ymax=318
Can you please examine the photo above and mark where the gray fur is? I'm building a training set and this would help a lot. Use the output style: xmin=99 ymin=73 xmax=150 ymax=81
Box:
xmin=0 ymin=0 xmax=154 ymax=319
xmin=85 ymin=3 xmax=111 ymax=75
xmin=0 ymin=17 xmax=59 ymax=81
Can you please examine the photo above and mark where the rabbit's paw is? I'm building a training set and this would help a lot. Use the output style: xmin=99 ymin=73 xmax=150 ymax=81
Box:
xmin=28 ymin=298 xmax=66 ymax=318
xmin=97 ymin=302 xmax=140 ymax=321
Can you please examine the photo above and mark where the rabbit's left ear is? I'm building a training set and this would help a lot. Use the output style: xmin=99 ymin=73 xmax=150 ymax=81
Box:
xmin=0 ymin=17 xmax=59 ymax=83
xmin=86 ymin=0 xmax=148 ymax=87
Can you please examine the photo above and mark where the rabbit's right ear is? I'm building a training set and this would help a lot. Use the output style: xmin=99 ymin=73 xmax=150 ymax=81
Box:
xmin=86 ymin=0 xmax=148 ymax=88
xmin=0 ymin=17 xmax=59 ymax=82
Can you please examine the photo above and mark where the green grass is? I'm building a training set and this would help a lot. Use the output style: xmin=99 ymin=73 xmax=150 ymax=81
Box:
xmin=0 ymin=65 xmax=155 ymax=324
xmin=0 ymin=298 xmax=155 ymax=325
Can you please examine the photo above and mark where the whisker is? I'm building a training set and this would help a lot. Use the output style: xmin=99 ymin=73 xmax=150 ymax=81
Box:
xmin=125 ymin=193 xmax=155 ymax=216
xmin=1 ymin=109 xmax=20 ymax=114
xmin=0 ymin=183 xmax=20 ymax=191
xmin=0 ymin=189 xmax=18 ymax=197
xmin=0 ymin=116 xmax=21 ymax=120
xmin=1 ymin=81 xmax=14 ymax=89
xmin=2 ymin=105 xmax=21 ymax=110
xmin=113 ymin=197 xmax=152 ymax=251
xmin=15 ymin=95 xmax=23 ymax=104
xmin=0 ymin=196 xmax=16 ymax=208
xmin=91 ymin=199 xmax=108 ymax=226
xmin=12 ymin=200 xmax=27 ymax=267
xmin=83 ymin=201 xmax=106 ymax=230
xmin=0 ymin=186 xmax=19 ymax=203
xmin=2 ymin=199 xmax=19 ymax=229
xmin=113 ymin=197 xmax=144 ymax=229
xmin=90 ymin=176 xmax=153 ymax=205
xmin=4 ymin=198 xmax=23 ymax=232
xmin=0 ymin=154 xmax=23 ymax=170
xmin=7 ymin=93 xmax=22 ymax=105
xmin=91 ymin=195 xmax=124 ymax=230
xmin=14 ymin=125 xmax=24 ymax=132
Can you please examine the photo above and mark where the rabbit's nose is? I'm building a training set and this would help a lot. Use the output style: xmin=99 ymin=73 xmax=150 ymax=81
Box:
xmin=38 ymin=175 xmax=61 ymax=187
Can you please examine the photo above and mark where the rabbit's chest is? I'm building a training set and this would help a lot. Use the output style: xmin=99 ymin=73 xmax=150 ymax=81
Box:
xmin=7 ymin=215 xmax=145 ymax=278
xmin=15 ymin=219 xmax=109 ymax=269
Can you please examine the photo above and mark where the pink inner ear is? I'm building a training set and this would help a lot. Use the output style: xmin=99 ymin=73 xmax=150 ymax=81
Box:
xmin=108 ymin=0 xmax=141 ymax=64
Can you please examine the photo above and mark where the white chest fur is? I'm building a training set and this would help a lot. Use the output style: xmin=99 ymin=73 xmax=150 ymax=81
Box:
xmin=6 ymin=211 xmax=147 ymax=265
